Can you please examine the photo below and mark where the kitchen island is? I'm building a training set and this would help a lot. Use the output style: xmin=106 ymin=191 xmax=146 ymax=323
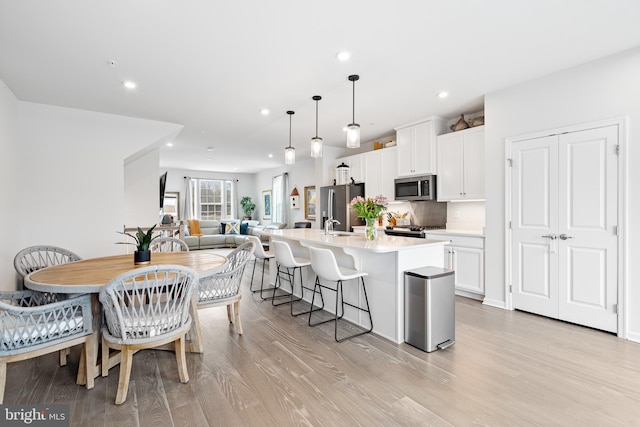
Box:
xmin=265 ymin=228 xmax=449 ymax=343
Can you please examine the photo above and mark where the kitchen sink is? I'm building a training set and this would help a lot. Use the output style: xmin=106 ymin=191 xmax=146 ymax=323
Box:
xmin=328 ymin=232 xmax=354 ymax=237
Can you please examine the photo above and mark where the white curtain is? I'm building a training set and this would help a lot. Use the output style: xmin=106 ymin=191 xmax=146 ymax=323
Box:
xmin=232 ymin=179 xmax=239 ymax=219
xmin=183 ymin=176 xmax=193 ymax=220
xmin=272 ymin=173 xmax=288 ymax=226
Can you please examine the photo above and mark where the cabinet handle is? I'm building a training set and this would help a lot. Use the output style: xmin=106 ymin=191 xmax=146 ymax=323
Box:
xmin=541 ymin=234 xmax=557 ymax=240
xmin=559 ymin=234 xmax=574 ymax=240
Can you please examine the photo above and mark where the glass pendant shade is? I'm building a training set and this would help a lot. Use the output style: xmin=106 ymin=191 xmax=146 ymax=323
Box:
xmin=310 ymin=95 xmax=323 ymax=158
xmin=346 ymin=75 xmax=360 ymax=149
xmin=346 ymin=123 xmax=360 ymax=148
xmin=284 ymin=110 xmax=295 ymax=165
xmin=310 ymin=136 xmax=323 ymax=158
xmin=285 ymin=146 xmax=295 ymax=164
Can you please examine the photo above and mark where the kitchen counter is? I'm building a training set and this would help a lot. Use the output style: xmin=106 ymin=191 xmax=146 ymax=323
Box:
xmin=267 ymin=228 xmax=448 ymax=343
xmin=266 ymin=228 xmax=449 ymax=253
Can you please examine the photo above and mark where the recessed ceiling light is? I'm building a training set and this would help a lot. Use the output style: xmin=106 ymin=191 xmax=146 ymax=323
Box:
xmin=166 ymin=142 xmax=173 ymax=147
xmin=437 ymin=91 xmax=449 ymax=99
xmin=260 ymin=108 xmax=270 ymax=116
xmin=268 ymin=154 xmax=273 ymax=158
xmin=205 ymin=157 xmax=211 ymax=161
xmin=123 ymin=80 xmax=137 ymax=89
xmin=207 ymin=146 xmax=214 ymax=151
xmin=200 ymin=129 xmax=206 ymax=134
xmin=336 ymin=51 xmax=350 ymax=61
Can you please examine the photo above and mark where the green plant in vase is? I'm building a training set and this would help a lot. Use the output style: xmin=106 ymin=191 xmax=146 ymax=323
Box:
xmin=240 ymin=196 xmax=256 ymax=219
xmin=349 ymin=195 xmax=388 ymax=240
xmin=116 ymin=224 xmax=160 ymax=264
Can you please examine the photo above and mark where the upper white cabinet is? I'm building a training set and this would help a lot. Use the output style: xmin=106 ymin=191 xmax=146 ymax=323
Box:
xmin=436 ymin=125 xmax=485 ymax=201
xmin=337 ymin=147 xmax=397 ymax=200
xmin=394 ymin=117 xmax=446 ymax=177
xmin=364 ymin=147 xmax=397 ymax=199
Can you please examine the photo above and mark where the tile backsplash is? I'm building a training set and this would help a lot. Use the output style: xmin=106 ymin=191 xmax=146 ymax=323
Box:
xmin=446 ymin=201 xmax=485 ymax=230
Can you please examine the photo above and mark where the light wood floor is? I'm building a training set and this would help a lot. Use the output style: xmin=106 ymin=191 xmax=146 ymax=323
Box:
xmin=5 ymin=266 xmax=640 ymax=426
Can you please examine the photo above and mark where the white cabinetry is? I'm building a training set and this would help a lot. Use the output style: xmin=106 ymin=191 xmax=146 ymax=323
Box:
xmin=427 ymin=233 xmax=484 ymax=299
xmin=337 ymin=148 xmax=396 ymax=200
xmin=395 ymin=117 xmax=445 ymax=177
xmin=364 ymin=147 xmax=397 ymax=199
xmin=436 ymin=126 xmax=485 ymax=201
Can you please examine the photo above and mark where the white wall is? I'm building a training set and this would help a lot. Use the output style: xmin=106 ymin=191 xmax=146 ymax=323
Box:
xmin=11 ymin=102 xmax=182 ymax=290
xmin=0 ymin=79 xmax=21 ymax=290
xmin=124 ymin=150 xmax=161 ymax=228
xmin=484 ymin=46 xmax=640 ymax=341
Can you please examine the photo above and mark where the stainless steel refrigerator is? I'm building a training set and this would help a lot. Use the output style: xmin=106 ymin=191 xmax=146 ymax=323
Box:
xmin=320 ymin=183 xmax=365 ymax=232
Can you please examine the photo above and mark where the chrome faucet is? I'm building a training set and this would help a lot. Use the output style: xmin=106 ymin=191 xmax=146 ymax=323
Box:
xmin=325 ymin=218 xmax=341 ymax=235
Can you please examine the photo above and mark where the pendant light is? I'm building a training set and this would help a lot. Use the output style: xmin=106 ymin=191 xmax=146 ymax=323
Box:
xmin=310 ymin=95 xmax=323 ymax=158
xmin=284 ymin=110 xmax=295 ymax=165
xmin=346 ymin=74 xmax=360 ymax=148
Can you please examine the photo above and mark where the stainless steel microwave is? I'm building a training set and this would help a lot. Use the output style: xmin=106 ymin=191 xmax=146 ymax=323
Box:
xmin=394 ymin=175 xmax=436 ymax=201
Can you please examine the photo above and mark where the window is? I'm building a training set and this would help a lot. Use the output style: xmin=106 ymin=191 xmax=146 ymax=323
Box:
xmin=189 ymin=179 xmax=235 ymax=220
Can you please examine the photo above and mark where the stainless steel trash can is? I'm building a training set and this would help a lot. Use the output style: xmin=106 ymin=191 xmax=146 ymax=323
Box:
xmin=404 ymin=267 xmax=455 ymax=352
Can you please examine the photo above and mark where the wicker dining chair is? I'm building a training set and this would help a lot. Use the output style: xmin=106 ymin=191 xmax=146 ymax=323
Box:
xmin=149 ymin=237 xmax=190 ymax=252
xmin=0 ymin=290 xmax=94 ymax=403
xmin=14 ymin=245 xmax=82 ymax=278
xmin=195 ymin=241 xmax=255 ymax=336
xmin=99 ymin=264 xmax=198 ymax=404
xmin=13 ymin=245 xmax=84 ymax=366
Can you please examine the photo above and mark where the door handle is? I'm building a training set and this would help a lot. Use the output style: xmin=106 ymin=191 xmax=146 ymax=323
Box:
xmin=541 ymin=234 xmax=557 ymax=240
xmin=559 ymin=234 xmax=574 ymax=240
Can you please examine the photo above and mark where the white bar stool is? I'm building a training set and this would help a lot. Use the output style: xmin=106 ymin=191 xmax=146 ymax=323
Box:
xmin=307 ymin=246 xmax=373 ymax=342
xmin=247 ymin=236 xmax=275 ymax=299
xmin=271 ymin=240 xmax=319 ymax=317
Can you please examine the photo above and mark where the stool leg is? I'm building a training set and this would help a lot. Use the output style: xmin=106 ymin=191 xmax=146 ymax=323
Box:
xmin=250 ymin=258 xmax=259 ymax=292
xmin=273 ymin=266 xmax=303 ymax=307
xmin=291 ymin=266 xmax=324 ymax=317
xmin=259 ymin=258 xmax=268 ymax=298
xmin=334 ymin=276 xmax=373 ymax=342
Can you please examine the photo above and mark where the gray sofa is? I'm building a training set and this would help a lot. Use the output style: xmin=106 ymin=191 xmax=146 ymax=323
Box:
xmin=183 ymin=219 xmax=286 ymax=251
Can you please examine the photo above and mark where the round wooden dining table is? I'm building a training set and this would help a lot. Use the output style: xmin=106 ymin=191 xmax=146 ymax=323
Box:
xmin=24 ymin=251 xmax=228 ymax=386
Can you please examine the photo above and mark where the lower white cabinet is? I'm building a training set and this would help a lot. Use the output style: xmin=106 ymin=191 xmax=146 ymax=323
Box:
xmin=428 ymin=233 xmax=485 ymax=299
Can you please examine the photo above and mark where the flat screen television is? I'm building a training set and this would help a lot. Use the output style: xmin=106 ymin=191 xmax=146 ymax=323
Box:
xmin=159 ymin=171 xmax=168 ymax=209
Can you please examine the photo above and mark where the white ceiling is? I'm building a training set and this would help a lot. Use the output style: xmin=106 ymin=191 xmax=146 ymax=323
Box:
xmin=2 ymin=1 xmax=639 ymax=173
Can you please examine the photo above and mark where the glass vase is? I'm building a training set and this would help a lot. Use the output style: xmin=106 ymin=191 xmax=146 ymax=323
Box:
xmin=365 ymin=218 xmax=377 ymax=241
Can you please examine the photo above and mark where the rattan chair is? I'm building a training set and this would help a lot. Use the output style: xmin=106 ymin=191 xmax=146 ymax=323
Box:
xmin=13 ymin=245 xmax=84 ymax=366
xmin=99 ymin=265 xmax=198 ymax=404
xmin=195 ymin=241 xmax=255 ymax=337
xmin=14 ymin=245 xmax=82 ymax=278
xmin=0 ymin=290 xmax=94 ymax=403
xmin=149 ymin=237 xmax=190 ymax=252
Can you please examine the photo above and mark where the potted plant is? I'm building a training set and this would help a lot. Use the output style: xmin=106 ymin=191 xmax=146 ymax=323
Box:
xmin=240 ymin=196 xmax=256 ymax=220
xmin=117 ymin=225 xmax=160 ymax=264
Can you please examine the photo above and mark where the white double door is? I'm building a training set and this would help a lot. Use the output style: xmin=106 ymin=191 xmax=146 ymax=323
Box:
xmin=510 ymin=125 xmax=618 ymax=333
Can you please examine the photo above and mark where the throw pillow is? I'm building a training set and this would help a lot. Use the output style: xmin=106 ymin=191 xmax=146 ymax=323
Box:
xmin=240 ymin=222 xmax=249 ymax=235
xmin=225 ymin=221 xmax=240 ymax=235
xmin=187 ymin=219 xmax=202 ymax=236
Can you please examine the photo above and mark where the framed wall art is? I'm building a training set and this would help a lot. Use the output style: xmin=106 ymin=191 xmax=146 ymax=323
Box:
xmin=262 ymin=190 xmax=272 ymax=220
xmin=304 ymin=186 xmax=316 ymax=220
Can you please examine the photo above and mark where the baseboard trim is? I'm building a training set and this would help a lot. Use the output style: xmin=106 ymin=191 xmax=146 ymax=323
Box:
xmin=625 ymin=331 xmax=640 ymax=344
xmin=482 ymin=298 xmax=508 ymax=310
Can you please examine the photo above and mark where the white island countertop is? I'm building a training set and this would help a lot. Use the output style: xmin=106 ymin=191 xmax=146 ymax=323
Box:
xmin=264 ymin=228 xmax=449 ymax=253
xmin=265 ymin=228 xmax=448 ymax=344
